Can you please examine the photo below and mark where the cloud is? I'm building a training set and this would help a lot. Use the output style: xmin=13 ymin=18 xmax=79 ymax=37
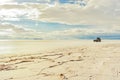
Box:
xmin=0 ymin=0 xmax=120 ymax=26
xmin=14 ymin=0 xmax=51 ymax=3
xmin=0 ymin=0 xmax=14 ymax=4
xmin=49 ymin=28 xmax=120 ymax=36
xmin=38 ymin=0 xmax=120 ymax=26
xmin=0 ymin=3 xmax=44 ymax=21
xmin=0 ymin=23 xmax=120 ymax=40
xmin=0 ymin=23 xmax=36 ymax=39
xmin=35 ymin=27 xmax=120 ymax=40
xmin=0 ymin=23 xmax=34 ymax=33
xmin=0 ymin=0 xmax=120 ymax=40
xmin=0 ymin=23 xmax=45 ymax=39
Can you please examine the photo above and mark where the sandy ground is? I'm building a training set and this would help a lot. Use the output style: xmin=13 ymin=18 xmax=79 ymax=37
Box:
xmin=0 ymin=40 xmax=120 ymax=80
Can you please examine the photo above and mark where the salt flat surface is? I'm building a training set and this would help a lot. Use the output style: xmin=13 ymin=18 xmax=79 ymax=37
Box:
xmin=0 ymin=40 xmax=120 ymax=80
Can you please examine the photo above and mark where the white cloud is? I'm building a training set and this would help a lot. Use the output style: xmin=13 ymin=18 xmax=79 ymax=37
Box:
xmin=0 ymin=23 xmax=119 ymax=40
xmin=49 ymin=28 xmax=120 ymax=37
xmin=0 ymin=0 xmax=120 ymax=26
xmin=0 ymin=23 xmax=44 ymax=39
xmin=37 ymin=0 xmax=120 ymax=27
xmin=0 ymin=0 xmax=14 ymax=4
xmin=0 ymin=3 xmax=43 ymax=21
xmin=0 ymin=23 xmax=34 ymax=34
xmin=0 ymin=0 xmax=120 ymax=39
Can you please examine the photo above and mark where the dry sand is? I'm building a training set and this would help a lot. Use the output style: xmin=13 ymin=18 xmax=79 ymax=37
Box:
xmin=0 ymin=40 xmax=120 ymax=80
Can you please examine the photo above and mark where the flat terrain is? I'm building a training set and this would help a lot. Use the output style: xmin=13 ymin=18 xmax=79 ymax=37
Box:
xmin=0 ymin=40 xmax=120 ymax=80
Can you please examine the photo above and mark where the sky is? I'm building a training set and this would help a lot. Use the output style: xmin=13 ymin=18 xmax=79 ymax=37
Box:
xmin=0 ymin=0 xmax=120 ymax=40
